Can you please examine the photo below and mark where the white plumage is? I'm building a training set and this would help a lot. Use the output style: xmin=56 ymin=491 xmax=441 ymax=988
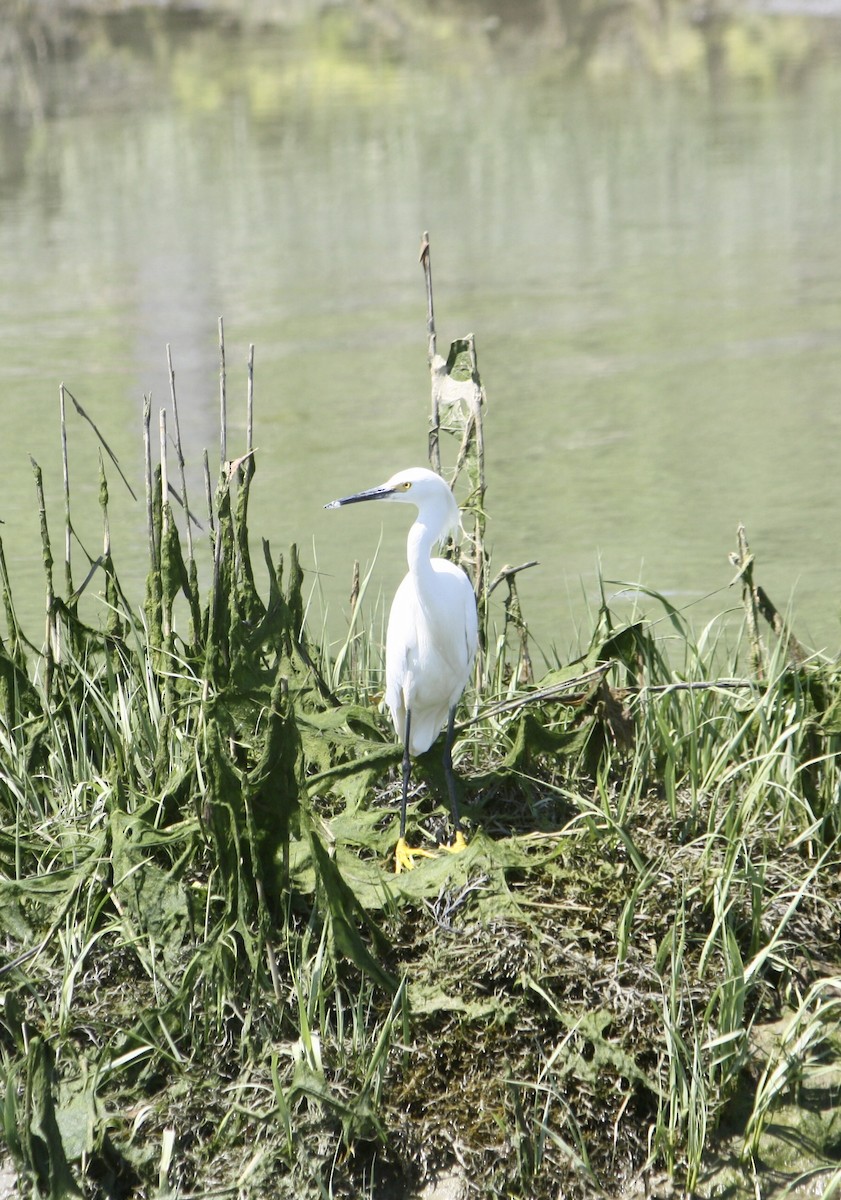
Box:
xmin=326 ymin=467 xmax=478 ymax=870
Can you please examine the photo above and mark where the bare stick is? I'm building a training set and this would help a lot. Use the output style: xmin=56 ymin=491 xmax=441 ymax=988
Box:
xmin=458 ymin=664 xmax=755 ymax=730
xmin=219 ymin=316 xmax=227 ymax=468
xmin=458 ymin=663 xmax=612 ymax=728
xmin=59 ymin=382 xmax=72 ymax=599
xmin=167 ymin=343 xmax=194 ymax=567
xmin=488 ymin=561 xmax=540 ymax=597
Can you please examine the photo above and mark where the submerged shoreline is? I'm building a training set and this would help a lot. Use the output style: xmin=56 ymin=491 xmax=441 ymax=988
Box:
xmin=4 ymin=0 xmax=841 ymax=125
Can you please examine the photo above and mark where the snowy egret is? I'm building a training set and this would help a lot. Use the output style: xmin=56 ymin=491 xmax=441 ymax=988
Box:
xmin=325 ymin=467 xmax=479 ymax=872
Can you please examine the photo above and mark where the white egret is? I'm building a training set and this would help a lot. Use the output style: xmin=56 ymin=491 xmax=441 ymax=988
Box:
xmin=325 ymin=467 xmax=479 ymax=872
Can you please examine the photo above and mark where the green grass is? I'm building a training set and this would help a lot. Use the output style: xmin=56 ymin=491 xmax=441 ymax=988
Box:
xmin=1 ymin=344 xmax=840 ymax=1200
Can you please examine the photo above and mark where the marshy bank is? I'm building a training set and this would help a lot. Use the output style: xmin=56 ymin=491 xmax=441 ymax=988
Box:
xmin=2 ymin=2 xmax=841 ymax=658
xmin=1 ymin=4 xmax=841 ymax=1195
xmin=0 ymin=311 xmax=839 ymax=1198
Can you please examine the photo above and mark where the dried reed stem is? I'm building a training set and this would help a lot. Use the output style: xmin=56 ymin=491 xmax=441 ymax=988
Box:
xmin=203 ymin=449 xmax=214 ymax=539
xmin=461 ymin=333 xmax=487 ymax=599
xmin=420 ymin=230 xmax=436 ymax=366
xmin=31 ymin=457 xmax=57 ymax=684
xmin=420 ymin=233 xmax=441 ymax=475
xmin=467 ymin=335 xmax=485 ymax=499
xmin=755 ymin=585 xmax=806 ymax=665
xmin=99 ymin=449 xmax=110 ymax=562
xmin=167 ymin=343 xmax=195 ymax=567
xmin=0 ymin=538 xmax=24 ymax=659
xmin=418 ymin=234 xmax=495 ymax=671
xmin=219 ymin=316 xmax=227 ymax=468
xmin=65 ymin=387 xmax=137 ymax=500
xmin=348 ymin=558 xmax=360 ymax=682
xmin=143 ymin=395 xmax=157 ymax=569
xmin=247 ymin=343 xmax=255 ymax=455
xmin=59 ymin=382 xmax=72 ymax=599
xmin=731 ymin=525 xmax=766 ymax=678
xmin=160 ymin=409 xmax=169 ymax=537
xmin=729 ymin=524 xmax=806 ymax=672
xmin=160 ymin=408 xmax=171 ymax=639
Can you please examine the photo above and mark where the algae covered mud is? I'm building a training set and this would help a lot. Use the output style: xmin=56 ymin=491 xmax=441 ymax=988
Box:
xmin=0 ymin=313 xmax=839 ymax=1199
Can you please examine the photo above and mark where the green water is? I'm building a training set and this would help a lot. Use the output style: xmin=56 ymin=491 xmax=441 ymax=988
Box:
xmin=2 ymin=25 xmax=841 ymax=662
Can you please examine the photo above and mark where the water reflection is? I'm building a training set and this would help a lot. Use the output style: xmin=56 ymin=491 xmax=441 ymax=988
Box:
xmin=1 ymin=21 xmax=840 ymax=661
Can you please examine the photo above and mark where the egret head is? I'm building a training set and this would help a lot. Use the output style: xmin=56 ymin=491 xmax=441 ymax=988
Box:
xmin=325 ymin=467 xmax=461 ymax=540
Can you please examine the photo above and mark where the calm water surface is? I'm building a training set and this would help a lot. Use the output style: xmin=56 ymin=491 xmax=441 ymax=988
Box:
xmin=1 ymin=31 xmax=841 ymax=663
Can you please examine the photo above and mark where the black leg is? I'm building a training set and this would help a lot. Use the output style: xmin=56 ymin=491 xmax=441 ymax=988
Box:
xmin=442 ymin=705 xmax=462 ymax=835
xmin=400 ymin=709 xmax=412 ymax=841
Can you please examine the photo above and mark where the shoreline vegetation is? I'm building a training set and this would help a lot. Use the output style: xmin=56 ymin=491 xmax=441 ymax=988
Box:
xmin=1 ymin=254 xmax=840 ymax=1198
xmin=4 ymin=0 xmax=841 ymax=124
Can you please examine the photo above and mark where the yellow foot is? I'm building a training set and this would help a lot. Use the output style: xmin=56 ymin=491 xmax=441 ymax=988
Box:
xmin=439 ymin=830 xmax=468 ymax=856
xmin=394 ymin=836 xmax=438 ymax=874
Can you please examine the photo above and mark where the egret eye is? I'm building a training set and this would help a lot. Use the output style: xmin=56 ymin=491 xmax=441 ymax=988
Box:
xmin=397 ymin=481 xmax=412 ymax=491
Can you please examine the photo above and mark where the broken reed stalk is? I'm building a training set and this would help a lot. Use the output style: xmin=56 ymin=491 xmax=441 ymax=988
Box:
xmin=219 ymin=316 xmax=227 ymax=468
xmin=159 ymin=410 xmax=169 ymax=539
xmin=203 ymin=449 xmax=214 ymax=539
xmin=456 ymin=331 xmax=487 ymax=592
xmin=143 ymin=396 xmax=157 ymax=570
xmin=246 ymin=343 xmax=255 ymax=456
xmin=467 ymin=336 xmax=485 ymax=498
xmin=64 ymin=387 xmax=137 ymax=501
xmin=0 ymin=537 xmax=25 ymax=662
xmin=98 ymin=450 xmax=112 ymax=576
xmin=506 ymin=573 xmax=533 ymax=685
xmin=420 ymin=234 xmax=495 ymax=673
xmin=420 ymin=232 xmax=436 ymax=364
xmin=167 ymin=343 xmax=195 ymax=568
xmin=460 ymin=662 xmax=612 ymax=727
xmin=489 ymin=560 xmax=540 ymax=686
xmin=30 ymin=457 xmax=57 ymax=689
xmin=754 ymin=583 xmax=806 ymax=666
xmin=420 ymin=232 xmax=441 ymax=475
xmin=160 ymin=409 xmax=171 ymax=640
xmin=349 ymin=558 xmax=360 ymax=682
xmin=59 ymin=383 xmax=72 ymax=600
xmin=733 ymin=524 xmax=764 ymax=677
xmin=420 ymin=235 xmax=486 ymax=519
xmin=729 ymin=524 xmax=806 ymax=676
xmin=232 ymin=343 xmax=258 ymax=587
